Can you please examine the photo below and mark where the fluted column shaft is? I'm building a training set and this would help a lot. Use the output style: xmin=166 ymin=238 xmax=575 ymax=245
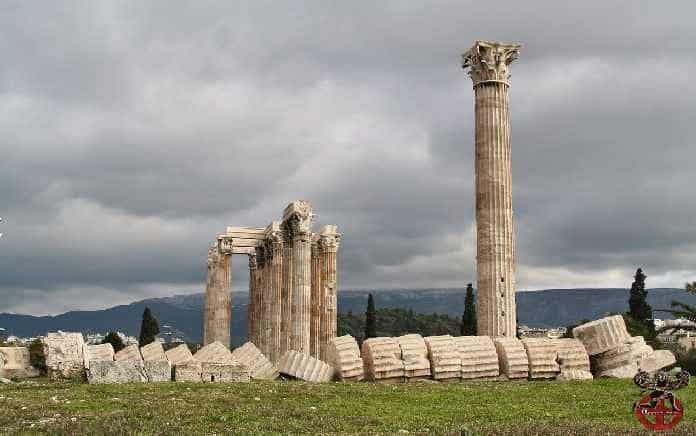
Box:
xmin=280 ymin=238 xmax=293 ymax=357
xmin=268 ymin=238 xmax=284 ymax=363
xmin=247 ymin=253 xmax=258 ymax=345
xmin=318 ymin=234 xmax=339 ymax=361
xmin=309 ymin=239 xmax=322 ymax=358
xmin=290 ymin=232 xmax=312 ymax=353
xmin=204 ymin=246 xmax=232 ymax=348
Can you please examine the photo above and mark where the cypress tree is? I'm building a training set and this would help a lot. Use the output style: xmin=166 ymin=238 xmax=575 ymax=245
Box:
xmin=138 ymin=307 xmax=160 ymax=346
xmin=461 ymin=283 xmax=477 ymax=335
xmin=102 ymin=331 xmax=126 ymax=352
xmin=628 ymin=268 xmax=652 ymax=322
xmin=364 ymin=293 xmax=377 ymax=339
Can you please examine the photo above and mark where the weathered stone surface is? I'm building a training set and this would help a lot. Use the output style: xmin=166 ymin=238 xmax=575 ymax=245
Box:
xmin=572 ymin=315 xmax=630 ymax=355
xmin=557 ymin=369 xmax=594 ymax=381
xmin=82 ymin=344 xmax=114 ymax=370
xmin=628 ymin=336 xmax=654 ymax=361
xmin=201 ymin=362 xmax=251 ymax=383
xmin=396 ymin=334 xmax=431 ymax=380
xmin=140 ymin=341 xmax=167 ymax=361
xmin=0 ymin=347 xmax=39 ymax=379
xmin=361 ymin=337 xmax=405 ymax=382
xmin=521 ymin=338 xmax=560 ymax=379
xmin=174 ymin=361 xmax=203 ymax=382
xmin=278 ymin=350 xmax=333 ymax=382
xmin=114 ymin=344 xmax=142 ymax=362
xmin=230 ymin=342 xmax=279 ymax=380
xmin=87 ymin=361 xmax=147 ymax=384
xmin=493 ymin=337 xmax=529 ymax=379
xmin=318 ymin=226 xmax=340 ymax=362
xmin=326 ymin=335 xmax=364 ymax=382
xmin=203 ymin=244 xmax=232 ymax=348
xmin=144 ymin=360 xmax=171 ymax=382
xmin=597 ymin=362 xmax=638 ymax=379
xmin=424 ymin=335 xmax=461 ymax=381
xmin=43 ymin=332 xmax=86 ymax=380
xmin=194 ymin=341 xmax=234 ymax=364
xmin=553 ymin=338 xmax=592 ymax=380
xmin=638 ymin=350 xmax=676 ymax=373
xmin=165 ymin=344 xmax=194 ymax=366
xmin=592 ymin=336 xmax=653 ymax=375
xmin=453 ymin=336 xmax=500 ymax=379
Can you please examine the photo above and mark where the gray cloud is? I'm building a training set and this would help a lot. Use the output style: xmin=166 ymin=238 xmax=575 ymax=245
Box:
xmin=1 ymin=1 xmax=695 ymax=314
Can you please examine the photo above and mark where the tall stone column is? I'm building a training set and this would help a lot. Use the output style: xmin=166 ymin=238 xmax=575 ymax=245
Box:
xmin=257 ymin=247 xmax=272 ymax=358
xmin=462 ymin=40 xmax=521 ymax=337
xmin=247 ymin=252 xmax=258 ymax=346
xmin=309 ymin=236 xmax=322 ymax=358
xmin=204 ymin=245 xmax=232 ymax=348
xmin=266 ymin=230 xmax=284 ymax=363
xmin=318 ymin=225 xmax=340 ymax=361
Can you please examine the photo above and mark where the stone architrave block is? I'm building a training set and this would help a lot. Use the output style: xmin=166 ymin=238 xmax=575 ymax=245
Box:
xmin=424 ymin=335 xmax=461 ymax=381
xmin=452 ymin=336 xmax=500 ymax=380
xmin=553 ymin=338 xmax=592 ymax=380
xmin=193 ymin=341 xmax=234 ymax=364
xmin=43 ymin=332 xmax=86 ymax=380
xmin=326 ymin=335 xmax=364 ymax=382
xmin=83 ymin=343 xmax=114 ymax=370
xmin=493 ymin=337 xmax=529 ymax=379
xmin=396 ymin=334 xmax=431 ymax=380
xmin=174 ymin=361 xmax=203 ymax=382
xmin=145 ymin=360 xmax=172 ymax=382
xmin=140 ymin=341 xmax=167 ymax=361
xmin=230 ymin=342 xmax=279 ymax=380
xmin=277 ymin=350 xmax=334 ymax=383
xmin=572 ymin=315 xmax=630 ymax=356
xmin=361 ymin=337 xmax=405 ymax=383
xmin=0 ymin=347 xmax=40 ymax=379
xmin=638 ymin=350 xmax=676 ymax=374
xmin=86 ymin=361 xmax=148 ymax=384
xmin=114 ymin=344 xmax=142 ymax=362
xmin=521 ymin=338 xmax=560 ymax=380
xmin=165 ymin=344 xmax=194 ymax=366
xmin=201 ymin=362 xmax=251 ymax=383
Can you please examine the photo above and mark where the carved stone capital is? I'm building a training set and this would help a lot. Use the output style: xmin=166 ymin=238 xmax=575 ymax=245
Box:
xmin=282 ymin=200 xmax=313 ymax=239
xmin=217 ymin=236 xmax=234 ymax=255
xmin=207 ymin=245 xmax=222 ymax=267
xmin=318 ymin=232 xmax=341 ymax=252
xmin=248 ymin=252 xmax=257 ymax=270
xmin=462 ymin=40 xmax=520 ymax=86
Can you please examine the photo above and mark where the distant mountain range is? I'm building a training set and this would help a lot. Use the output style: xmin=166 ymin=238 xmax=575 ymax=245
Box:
xmin=1 ymin=288 xmax=694 ymax=347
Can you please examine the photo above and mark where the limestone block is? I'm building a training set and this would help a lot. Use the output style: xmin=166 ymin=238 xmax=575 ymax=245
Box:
xmin=114 ymin=344 xmax=142 ymax=362
xmin=493 ymin=337 xmax=529 ymax=379
xmin=278 ymin=350 xmax=334 ymax=383
xmin=572 ymin=315 xmax=630 ymax=355
xmin=86 ymin=361 xmax=147 ymax=384
xmin=521 ymin=338 xmax=560 ymax=379
xmin=0 ymin=347 xmax=39 ymax=379
xmin=638 ymin=350 xmax=676 ymax=373
xmin=452 ymin=336 xmax=500 ymax=380
xmin=396 ymin=334 xmax=431 ymax=380
xmin=230 ymin=342 xmax=279 ymax=380
xmin=424 ymin=335 xmax=461 ymax=381
xmin=597 ymin=362 xmax=638 ymax=379
xmin=174 ymin=361 xmax=203 ymax=382
xmin=557 ymin=369 xmax=594 ymax=381
xmin=326 ymin=335 xmax=364 ymax=382
xmin=627 ymin=336 xmax=654 ymax=361
xmin=83 ymin=344 xmax=114 ymax=370
xmin=361 ymin=337 xmax=405 ymax=382
xmin=201 ymin=362 xmax=251 ymax=383
xmin=165 ymin=344 xmax=194 ymax=366
xmin=140 ymin=341 xmax=167 ymax=361
xmin=553 ymin=339 xmax=591 ymax=372
xmin=43 ymin=332 xmax=86 ymax=380
xmin=145 ymin=360 xmax=171 ymax=382
xmin=193 ymin=341 xmax=234 ymax=364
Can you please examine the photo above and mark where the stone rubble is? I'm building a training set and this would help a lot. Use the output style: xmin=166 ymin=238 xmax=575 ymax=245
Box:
xmin=452 ymin=336 xmax=500 ymax=380
xmin=361 ymin=337 xmax=405 ymax=383
xmin=277 ymin=350 xmax=333 ymax=383
xmin=230 ymin=342 xmax=279 ymax=380
xmin=638 ymin=350 xmax=676 ymax=373
xmin=144 ymin=360 xmax=172 ymax=382
xmin=201 ymin=362 xmax=251 ymax=383
xmin=326 ymin=335 xmax=364 ymax=382
xmin=165 ymin=344 xmax=194 ymax=366
xmin=424 ymin=335 xmax=461 ymax=381
xmin=43 ymin=332 xmax=86 ymax=380
xmin=396 ymin=334 xmax=431 ymax=381
xmin=82 ymin=344 xmax=114 ymax=370
xmin=174 ymin=360 xmax=203 ymax=382
xmin=87 ymin=361 xmax=147 ymax=384
xmin=493 ymin=337 xmax=529 ymax=379
xmin=114 ymin=344 xmax=142 ymax=362
xmin=140 ymin=341 xmax=167 ymax=361
xmin=193 ymin=341 xmax=234 ymax=364
xmin=521 ymin=338 xmax=560 ymax=380
xmin=0 ymin=347 xmax=39 ymax=379
xmin=572 ymin=315 xmax=630 ymax=355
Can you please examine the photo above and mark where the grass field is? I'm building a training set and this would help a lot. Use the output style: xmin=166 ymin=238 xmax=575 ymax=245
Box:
xmin=1 ymin=378 xmax=694 ymax=435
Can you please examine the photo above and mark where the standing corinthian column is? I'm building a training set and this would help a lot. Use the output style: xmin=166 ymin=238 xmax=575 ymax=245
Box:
xmin=309 ymin=235 xmax=322 ymax=358
xmin=318 ymin=225 xmax=340 ymax=361
xmin=247 ymin=252 xmax=258 ymax=346
xmin=280 ymin=230 xmax=293 ymax=357
xmin=266 ymin=226 xmax=284 ymax=363
xmin=204 ymin=244 xmax=232 ymax=347
xmin=462 ymin=41 xmax=521 ymax=337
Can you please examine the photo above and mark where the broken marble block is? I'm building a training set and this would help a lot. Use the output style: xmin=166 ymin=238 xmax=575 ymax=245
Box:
xmin=326 ymin=335 xmax=364 ymax=382
xmin=201 ymin=362 xmax=251 ymax=383
xmin=87 ymin=361 xmax=147 ymax=384
xmin=230 ymin=342 xmax=278 ymax=380
xmin=144 ymin=360 xmax=171 ymax=382
xmin=424 ymin=335 xmax=461 ymax=381
xmin=556 ymin=369 xmax=594 ymax=381
xmin=597 ymin=362 xmax=638 ymax=379
xmin=521 ymin=338 xmax=560 ymax=380
xmin=361 ymin=337 xmax=405 ymax=383
xmin=114 ymin=344 xmax=142 ymax=362
xmin=638 ymin=350 xmax=676 ymax=374
xmin=493 ymin=337 xmax=529 ymax=379
xmin=396 ymin=334 xmax=431 ymax=380
xmin=0 ymin=347 xmax=39 ymax=379
xmin=140 ymin=341 xmax=167 ymax=361
xmin=165 ymin=344 xmax=194 ymax=366
xmin=43 ymin=332 xmax=86 ymax=380
xmin=553 ymin=338 xmax=592 ymax=380
xmin=452 ymin=336 xmax=500 ymax=380
xmin=174 ymin=360 xmax=203 ymax=382
xmin=193 ymin=341 xmax=234 ymax=364
xmin=572 ymin=315 xmax=630 ymax=356
xmin=278 ymin=350 xmax=334 ymax=383
xmin=83 ymin=343 xmax=114 ymax=370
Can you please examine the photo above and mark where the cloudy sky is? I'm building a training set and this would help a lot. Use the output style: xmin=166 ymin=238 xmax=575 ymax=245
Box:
xmin=1 ymin=1 xmax=695 ymax=315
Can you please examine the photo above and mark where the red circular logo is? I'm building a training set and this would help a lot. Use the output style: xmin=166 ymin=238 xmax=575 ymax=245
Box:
xmin=635 ymin=392 xmax=684 ymax=431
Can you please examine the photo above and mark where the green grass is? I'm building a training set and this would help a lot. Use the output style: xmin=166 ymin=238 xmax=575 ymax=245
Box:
xmin=1 ymin=378 xmax=695 ymax=434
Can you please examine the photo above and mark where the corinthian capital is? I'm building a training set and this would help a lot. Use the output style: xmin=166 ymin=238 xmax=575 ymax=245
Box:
xmin=318 ymin=224 xmax=341 ymax=252
xmin=462 ymin=40 xmax=521 ymax=86
xmin=282 ymin=200 xmax=314 ymax=238
xmin=207 ymin=244 xmax=222 ymax=267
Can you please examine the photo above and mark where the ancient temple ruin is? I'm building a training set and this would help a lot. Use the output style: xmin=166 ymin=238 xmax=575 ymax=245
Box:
xmin=203 ymin=200 xmax=340 ymax=363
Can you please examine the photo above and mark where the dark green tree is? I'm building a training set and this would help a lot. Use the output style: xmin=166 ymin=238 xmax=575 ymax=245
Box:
xmin=102 ymin=330 xmax=126 ymax=352
xmin=628 ymin=268 xmax=652 ymax=322
xmin=364 ymin=293 xmax=377 ymax=339
xmin=461 ymin=283 xmax=477 ymax=335
xmin=138 ymin=307 xmax=160 ymax=346
xmin=28 ymin=338 xmax=47 ymax=374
